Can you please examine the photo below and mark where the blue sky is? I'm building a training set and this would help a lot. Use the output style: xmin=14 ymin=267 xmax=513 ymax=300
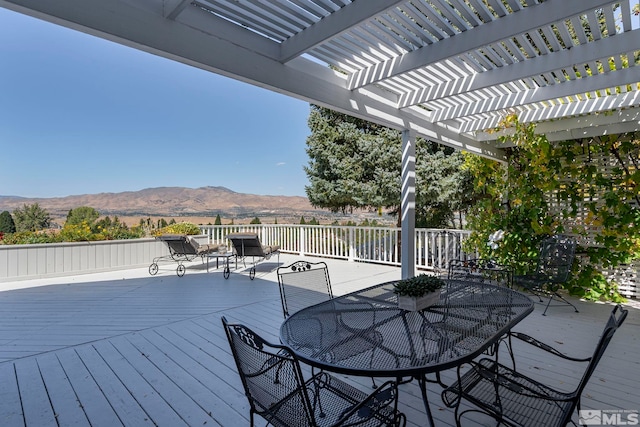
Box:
xmin=0 ymin=8 xmax=312 ymax=198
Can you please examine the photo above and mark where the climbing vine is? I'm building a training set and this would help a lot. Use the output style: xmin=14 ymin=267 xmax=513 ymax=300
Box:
xmin=463 ymin=115 xmax=639 ymax=302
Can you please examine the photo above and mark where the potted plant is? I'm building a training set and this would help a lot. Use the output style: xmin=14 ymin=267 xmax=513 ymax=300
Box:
xmin=393 ymin=274 xmax=444 ymax=311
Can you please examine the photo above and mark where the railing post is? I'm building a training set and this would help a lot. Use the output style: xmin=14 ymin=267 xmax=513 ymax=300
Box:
xmin=348 ymin=226 xmax=355 ymax=262
xmin=299 ymin=225 xmax=305 ymax=256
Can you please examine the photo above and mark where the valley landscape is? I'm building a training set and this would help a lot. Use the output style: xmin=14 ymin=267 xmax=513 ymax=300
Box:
xmin=0 ymin=186 xmax=387 ymax=226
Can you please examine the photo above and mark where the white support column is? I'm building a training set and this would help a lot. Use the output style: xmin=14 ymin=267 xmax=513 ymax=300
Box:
xmin=401 ymin=129 xmax=416 ymax=279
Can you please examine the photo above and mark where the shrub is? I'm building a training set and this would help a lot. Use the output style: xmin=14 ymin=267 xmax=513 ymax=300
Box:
xmin=154 ymin=222 xmax=201 ymax=236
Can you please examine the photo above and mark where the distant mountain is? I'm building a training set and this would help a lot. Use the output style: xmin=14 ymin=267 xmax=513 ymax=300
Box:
xmin=0 ymin=186 xmax=325 ymax=219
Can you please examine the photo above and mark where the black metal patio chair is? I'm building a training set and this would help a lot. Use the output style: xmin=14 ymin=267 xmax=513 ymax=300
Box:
xmin=277 ymin=260 xmax=380 ymax=388
xmin=277 ymin=260 xmax=333 ymax=318
xmin=513 ymin=235 xmax=578 ymax=315
xmin=221 ymin=317 xmax=406 ymax=427
xmin=434 ymin=230 xmax=461 ymax=273
xmin=446 ymin=258 xmax=516 ymax=363
xmin=448 ymin=258 xmax=513 ymax=288
xmin=441 ymin=304 xmax=628 ymax=427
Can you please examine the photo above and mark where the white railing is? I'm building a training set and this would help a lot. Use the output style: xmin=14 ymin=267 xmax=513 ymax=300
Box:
xmin=201 ymin=224 xmax=473 ymax=270
xmin=0 ymin=224 xmax=472 ymax=282
xmin=1 ymin=224 xmax=637 ymax=299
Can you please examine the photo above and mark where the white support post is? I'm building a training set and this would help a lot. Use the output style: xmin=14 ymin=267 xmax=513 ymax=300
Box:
xmin=299 ymin=226 xmax=305 ymax=255
xmin=348 ymin=227 xmax=355 ymax=262
xmin=401 ymin=129 xmax=416 ymax=279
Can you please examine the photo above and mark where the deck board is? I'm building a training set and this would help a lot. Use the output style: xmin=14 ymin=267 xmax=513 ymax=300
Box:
xmin=0 ymin=362 xmax=24 ymax=427
xmin=14 ymin=358 xmax=58 ymax=427
xmin=109 ymin=334 xmax=222 ymax=427
xmin=91 ymin=340 xmax=188 ymax=427
xmin=55 ymin=348 xmax=124 ymax=427
xmin=36 ymin=352 xmax=91 ymax=427
xmin=0 ymin=254 xmax=638 ymax=426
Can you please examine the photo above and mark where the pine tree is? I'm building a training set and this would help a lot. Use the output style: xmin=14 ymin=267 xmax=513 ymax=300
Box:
xmin=13 ymin=203 xmax=51 ymax=232
xmin=0 ymin=211 xmax=16 ymax=233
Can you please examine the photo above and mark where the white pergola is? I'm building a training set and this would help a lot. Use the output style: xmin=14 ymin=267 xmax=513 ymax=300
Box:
xmin=2 ymin=0 xmax=639 ymax=276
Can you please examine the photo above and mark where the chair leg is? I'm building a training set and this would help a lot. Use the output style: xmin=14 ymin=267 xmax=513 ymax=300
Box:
xmin=542 ymin=292 xmax=579 ymax=316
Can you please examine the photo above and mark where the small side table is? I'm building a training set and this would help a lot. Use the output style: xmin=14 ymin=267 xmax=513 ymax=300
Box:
xmin=207 ymin=252 xmax=236 ymax=279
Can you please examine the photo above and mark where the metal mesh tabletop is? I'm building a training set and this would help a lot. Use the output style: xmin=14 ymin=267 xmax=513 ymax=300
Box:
xmin=280 ymin=280 xmax=534 ymax=378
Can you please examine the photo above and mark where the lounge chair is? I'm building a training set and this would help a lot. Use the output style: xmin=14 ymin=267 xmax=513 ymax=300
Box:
xmin=226 ymin=233 xmax=280 ymax=280
xmin=149 ymin=234 xmax=220 ymax=277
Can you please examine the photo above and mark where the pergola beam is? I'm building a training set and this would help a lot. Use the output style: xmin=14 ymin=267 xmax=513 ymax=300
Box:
xmin=279 ymin=0 xmax=403 ymax=63
xmin=431 ymin=64 xmax=640 ymax=123
xmin=347 ymin=0 xmax=614 ymax=90
xmin=398 ymin=30 xmax=639 ymax=109
xmin=460 ymin=91 xmax=640 ymax=133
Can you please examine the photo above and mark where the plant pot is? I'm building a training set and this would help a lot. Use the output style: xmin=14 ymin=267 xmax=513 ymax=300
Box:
xmin=397 ymin=289 xmax=441 ymax=311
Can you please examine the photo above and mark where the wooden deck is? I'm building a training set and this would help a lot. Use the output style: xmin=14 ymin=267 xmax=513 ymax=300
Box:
xmin=0 ymin=254 xmax=638 ymax=426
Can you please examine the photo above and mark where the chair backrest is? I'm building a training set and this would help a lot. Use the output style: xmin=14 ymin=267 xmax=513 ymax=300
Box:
xmin=572 ymin=305 xmax=628 ymax=418
xmin=226 ymin=233 xmax=265 ymax=257
xmin=221 ymin=317 xmax=315 ymax=426
xmin=435 ymin=231 xmax=461 ymax=272
xmin=535 ymin=235 xmax=577 ymax=284
xmin=448 ymin=258 xmax=512 ymax=287
xmin=277 ymin=261 xmax=333 ymax=318
xmin=157 ymin=234 xmax=198 ymax=255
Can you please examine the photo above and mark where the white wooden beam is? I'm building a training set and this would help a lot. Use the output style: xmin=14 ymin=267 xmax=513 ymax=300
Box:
xmin=175 ymin=4 xmax=280 ymax=59
xmin=465 ymin=91 xmax=640 ymax=135
xmin=475 ymin=106 xmax=640 ymax=142
xmin=398 ymin=30 xmax=639 ymax=109
xmin=544 ymin=121 xmax=640 ymax=141
xmin=164 ymin=0 xmax=189 ymax=20
xmin=347 ymin=0 xmax=615 ymax=90
xmin=279 ymin=0 xmax=403 ymax=63
xmin=430 ymin=62 xmax=640 ymax=123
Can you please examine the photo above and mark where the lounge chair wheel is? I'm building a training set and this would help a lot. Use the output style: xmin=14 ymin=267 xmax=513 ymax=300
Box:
xmin=149 ymin=263 xmax=159 ymax=276
xmin=223 ymin=266 xmax=230 ymax=279
xmin=250 ymin=267 xmax=256 ymax=280
xmin=177 ymin=264 xmax=186 ymax=277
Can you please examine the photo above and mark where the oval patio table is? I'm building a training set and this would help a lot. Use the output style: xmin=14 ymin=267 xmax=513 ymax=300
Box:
xmin=280 ymin=279 xmax=534 ymax=426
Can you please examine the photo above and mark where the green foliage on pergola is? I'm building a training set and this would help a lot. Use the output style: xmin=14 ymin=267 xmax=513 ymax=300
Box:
xmin=463 ymin=116 xmax=639 ymax=302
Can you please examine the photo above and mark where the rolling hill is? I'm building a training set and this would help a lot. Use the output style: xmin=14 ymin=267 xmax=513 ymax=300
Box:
xmin=0 ymin=186 xmax=328 ymax=222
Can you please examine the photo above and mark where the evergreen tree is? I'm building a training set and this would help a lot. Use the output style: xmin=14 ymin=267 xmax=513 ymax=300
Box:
xmin=13 ymin=203 xmax=51 ymax=232
xmin=214 ymin=214 xmax=222 ymax=225
xmin=250 ymin=217 xmax=261 ymax=224
xmin=300 ymin=216 xmax=306 ymax=225
xmin=0 ymin=211 xmax=16 ymax=233
xmin=66 ymin=206 xmax=100 ymax=226
xmin=304 ymin=105 xmax=473 ymax=228
xmin=304 ymin=106 xmax=401 ymax=219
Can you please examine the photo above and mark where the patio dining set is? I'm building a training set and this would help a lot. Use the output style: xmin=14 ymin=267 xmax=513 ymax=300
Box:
xmin=223 ymin=235 xmax=628 ymax=427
